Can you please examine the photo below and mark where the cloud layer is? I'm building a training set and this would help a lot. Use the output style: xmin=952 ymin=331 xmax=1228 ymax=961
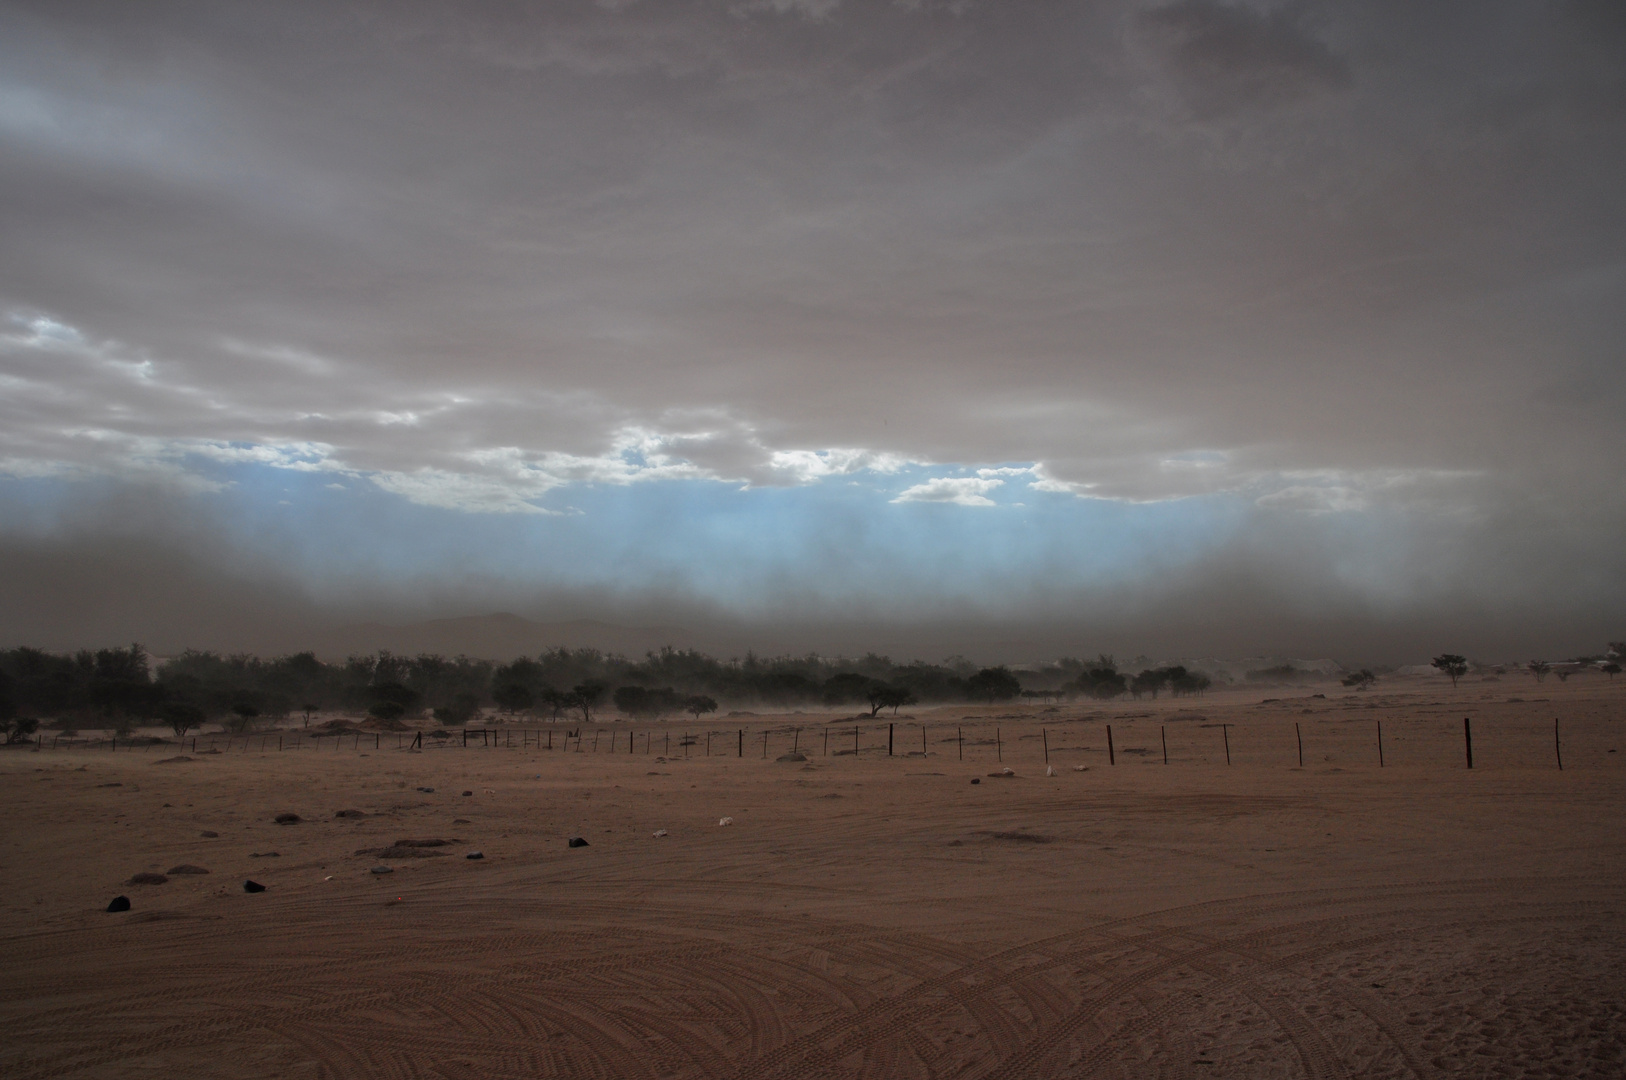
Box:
xmin=1 ymin=1 xmax=1622 ymax=659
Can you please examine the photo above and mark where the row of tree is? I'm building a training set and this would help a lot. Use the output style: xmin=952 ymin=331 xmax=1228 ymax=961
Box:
xmin=0 ymin=644 xmax=1220 ymax=736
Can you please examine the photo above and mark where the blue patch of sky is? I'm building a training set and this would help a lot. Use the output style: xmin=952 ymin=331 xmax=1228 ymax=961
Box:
xmin=0 ymin=461 xmax=1252 ymax=613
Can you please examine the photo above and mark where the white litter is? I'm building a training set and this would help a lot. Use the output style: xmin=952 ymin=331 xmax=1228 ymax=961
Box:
xmin=1001 ymin=767 xmax=1015 ymax=776
xmin=1072 ymin=765 xmax=1088 ymax=772
xmin=1045 ymin=765 xmax=1056 ymax=777
xmin=718 ymin=816 xmax=734 ymax=827
xmin=323 ymin=875 xmax=334 ymax=881
xmin=653 ymin=829 xmax=668 ymax=838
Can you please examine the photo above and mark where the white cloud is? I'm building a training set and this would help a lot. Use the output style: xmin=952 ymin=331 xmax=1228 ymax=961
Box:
xmin=770 ymin=447 xmax=914 ymax=482
xmin=891 ymin=476 xmax=1003 ymax=506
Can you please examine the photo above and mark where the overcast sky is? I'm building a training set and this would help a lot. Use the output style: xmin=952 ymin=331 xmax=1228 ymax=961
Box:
xmin=1 ymin=0 xmax=1622 ymax=663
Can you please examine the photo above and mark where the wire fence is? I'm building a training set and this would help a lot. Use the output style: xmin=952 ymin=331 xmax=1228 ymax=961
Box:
xmin=17 ymin=713 xmax=1624 ymax=772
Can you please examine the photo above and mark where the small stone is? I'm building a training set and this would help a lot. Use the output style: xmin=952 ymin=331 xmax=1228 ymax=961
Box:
xmin=465 ymin=851 xmax=484 ymax=860
xmin=462 ymin=790 xmax=473 ymax=796
xmin=567 ymin=836 xmax=589 ymax=848
xmin=370 ymin=865 xmax=394 ymax=874
xmin=652 ymin=829 xmax=668 ymax=838
xmin=416 ymin=787 xmax=434 ymax=793
xmin=970 ymin=778 xmax=980 ymax=784
xmin=166 ymin=864 xmax=210 ymax=875
xmin=106 ymin=895 xmax=131 ymax=912
xmin=718 ymin=816 xmax=733 ymax=826
xmin=200 ymin=830 xmax=219 ymax=837
xmin=1072 ymin=765 xmax=1088 ymax=772
xmin=274 ymin=813 xmax=302 ymax=824
xmin=334 ymin=809 xmax=366 ymax=818
xmin=243 ymin=880 xmax=267 ymax=893
xmin=126 ymin=872 xmax=168 ymax=885
xmin=452 ymin=818 xmax=471 ymax=824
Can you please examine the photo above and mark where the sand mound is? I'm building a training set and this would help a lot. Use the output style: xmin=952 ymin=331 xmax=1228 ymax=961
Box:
xmin=166 ymin=864 xmax=209 ymax=875
xmin=125 ymin=872 xmax=168 ymax=885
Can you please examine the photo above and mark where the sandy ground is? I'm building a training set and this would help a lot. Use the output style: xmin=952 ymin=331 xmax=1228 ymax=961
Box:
xmin=3 ymin=676 xmax=1625 ymax=1078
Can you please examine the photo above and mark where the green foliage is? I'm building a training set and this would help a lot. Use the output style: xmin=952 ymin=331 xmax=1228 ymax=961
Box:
xmin=1072 ymin=657 xmax=1128 ymax=700
xmin=966 ymin=666 xmax=1022 ymax=702
xmin=613 ymin=685 xmax=680 ymax=719
xmin=162 ymin=701 xmax=205 ymax=738
xmin=4 ymin=716 xmax=39 ymax=745
xmin=866 ymin=684 xmax=917 ymax=716
xmin=368 ymin=701 xmax=406 ymax=721
xmin=1341 ymin=669 xmax=1377 ymax=691
xmin=432 ymin=693 xmax=481 ymax=726
xmin=1432 ymin=654 xmax=1469 ymax=688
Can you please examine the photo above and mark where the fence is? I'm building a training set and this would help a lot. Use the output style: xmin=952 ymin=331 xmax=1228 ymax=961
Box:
xmin=17 ymin=713 xmax=1616 ymax=772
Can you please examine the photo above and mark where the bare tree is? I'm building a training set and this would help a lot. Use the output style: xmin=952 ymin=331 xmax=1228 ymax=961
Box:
xmin=1527 ymin=659 xmax=1551 ymax=683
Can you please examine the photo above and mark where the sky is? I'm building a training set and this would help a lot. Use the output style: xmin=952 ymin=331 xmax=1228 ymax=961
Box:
xmin=1 ymin=0 xmax=1623 ymax=664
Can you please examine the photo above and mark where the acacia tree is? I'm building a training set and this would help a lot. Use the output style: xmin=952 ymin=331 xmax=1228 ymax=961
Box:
xmin=1341 ymin=669 xmax=1376 ymax=691
xmin=1432 ymin=654 xmax=1469 ymax=688
xmin=866 ymin=684 xmax=917 ymax=716
xmin=492 ymin=683 xmax=534 ymax=714
xmin=1527 ymin=660 xmax=1551 ymax=683
xmin=966 ymin=666 xmax=1021 ymax=703
xmin=163 ymin=702 xmax=204 ymax=738
xmin=684 ymin=694 xmax=718 ymax=721
xmin=572 ymin=680 xmax=609 ymax=723
xmin=1603 ymin=663 xmax=1621 ymax=681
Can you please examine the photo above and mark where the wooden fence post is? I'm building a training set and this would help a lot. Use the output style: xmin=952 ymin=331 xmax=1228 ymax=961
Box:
xmin=1222 ymin=724 xmax=1230 ymax=765
xmin=1161 ymin=725 xmax=1167 ymax=765
xmin=1554 ymin=718 xmax=1562 ymax=771
xmin=1107 ymin=725 xmax=1115 ymax=766
xmin=1464 ymin=717 xmax=1473 ymax=769
xmin=1295 ymin=722 xmax=1303 ymax=767
xmin=1042 ymin=728 xmax=1048 ymax=764
xmin=888 ymin=723 xmax=893 ymax=757
xmin=1377 ymin=720 xmax=1383 ymax=767
xmin=996 ymin=727 xmax=1002 ymax=763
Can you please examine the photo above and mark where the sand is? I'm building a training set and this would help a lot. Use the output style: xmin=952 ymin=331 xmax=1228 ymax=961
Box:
xmin=3 ymin=676 xmax=1624 ymax=1078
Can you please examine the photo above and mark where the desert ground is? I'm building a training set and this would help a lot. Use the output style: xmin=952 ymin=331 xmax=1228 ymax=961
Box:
xmin=3 ymin=676 xmax=1624 ymax=1078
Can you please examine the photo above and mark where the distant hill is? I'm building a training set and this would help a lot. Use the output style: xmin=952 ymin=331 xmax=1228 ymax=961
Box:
xmin=312 ymin=612 xmax=695 ymax=662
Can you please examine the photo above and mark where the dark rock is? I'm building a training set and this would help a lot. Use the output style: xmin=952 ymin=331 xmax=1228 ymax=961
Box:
xmin=356 ymin=845 xmax=449 ymax=859
xmin=273 ymin=813 xmax=301 ymax=824
xmin=166 ymin=864 xmax=209 ymax=875
xmin=334 ymin=809 xmax=366 ymax=818
xmin=452 ymin=818 xmax=471 ymax=824
xmin=462 ymin=790 xmax=473 ymax=796
xmin=970 ymin=778 xmax=980 ymax=784
xmin=200 ymin=830 xmax=219 ymax=838
xmin=776 ymin=752 xmax=808 ymax=762
xmin=243 ymin=880 xmax=266 ymax=893
xmin=370 ymin=865 xmax=394 ymax=875
xmin=416 ymin=787 xmax=434 ymax=793
xmin=106 ymin=895 xmax=131 ymax=912
xmin=465 ymin=851 xmax=484 ymax=860
xmin=155 ymin=756 xmax=193 ymax=764
xmin=126 ymin=872 xmax=168 ymax=885
xmin=249 ymin=852 xmax=280 ymax=858
xmin=567 ymin=836 xmax=589 ymax=848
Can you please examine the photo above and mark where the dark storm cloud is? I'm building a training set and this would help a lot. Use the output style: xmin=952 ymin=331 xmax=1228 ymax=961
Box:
xmin=1 ymin=0 xmax=1623 ymax=657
